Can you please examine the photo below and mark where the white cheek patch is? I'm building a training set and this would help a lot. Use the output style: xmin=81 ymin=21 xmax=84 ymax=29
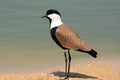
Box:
xmin=48 ymin=14 xmax=60 ymax=19
xmin=48 ymin=14 xmax=63 ymax=29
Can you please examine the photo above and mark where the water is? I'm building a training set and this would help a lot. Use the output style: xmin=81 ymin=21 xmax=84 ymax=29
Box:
xmin=0 ymin=0 xmax=120 ymax=72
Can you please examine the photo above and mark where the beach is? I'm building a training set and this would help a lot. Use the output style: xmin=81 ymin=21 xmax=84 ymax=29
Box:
xmin=0 ymin=61 xmax=119 ymax=80
xmin=0 ymin=0 xmax=120 ymax=80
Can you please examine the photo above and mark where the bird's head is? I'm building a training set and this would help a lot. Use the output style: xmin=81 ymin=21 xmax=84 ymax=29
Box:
xmin=41 ymin=9 xmax=61 ymax=23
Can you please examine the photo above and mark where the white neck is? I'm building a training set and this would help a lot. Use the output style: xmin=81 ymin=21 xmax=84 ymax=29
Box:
xmin=50 ymin=19 xmax=63 ymax=29
xmin=48 ymin=14 xmax=63 ymax=29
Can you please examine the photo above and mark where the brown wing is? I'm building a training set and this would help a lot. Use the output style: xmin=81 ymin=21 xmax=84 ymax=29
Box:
xmin=55 ymin=24 xmax=91 ymax=51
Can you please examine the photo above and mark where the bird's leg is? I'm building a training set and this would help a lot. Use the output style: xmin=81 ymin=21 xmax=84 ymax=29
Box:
xmin=64 ymin=50 xmax=67 ymax=74
xmin=67 ymin=50 xmax=71 ymax=78
xmin=64 ymin=50 xmax=71 ymax=79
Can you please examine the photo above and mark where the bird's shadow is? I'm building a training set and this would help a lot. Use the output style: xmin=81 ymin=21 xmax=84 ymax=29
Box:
xmin=51 ymin=71 xmax=98 ymax=80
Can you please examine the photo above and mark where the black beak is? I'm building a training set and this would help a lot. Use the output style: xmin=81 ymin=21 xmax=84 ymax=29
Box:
xmin=41 ymin=15 xmax=47 ymax=18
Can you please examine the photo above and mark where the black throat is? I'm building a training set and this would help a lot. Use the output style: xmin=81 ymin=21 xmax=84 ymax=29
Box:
xmin=46 ymin=17 xmax=51 ymax=24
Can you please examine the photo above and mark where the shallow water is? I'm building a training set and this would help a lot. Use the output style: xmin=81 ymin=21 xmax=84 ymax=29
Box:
xmin=0 ymin=0 xmax=120 ymax=72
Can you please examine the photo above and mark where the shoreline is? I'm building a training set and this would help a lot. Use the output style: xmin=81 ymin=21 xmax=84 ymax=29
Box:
xmin=1 ymin=59 xmax=119 ymax=73
xmin=0 ymin=60 xmax=119 ymax=80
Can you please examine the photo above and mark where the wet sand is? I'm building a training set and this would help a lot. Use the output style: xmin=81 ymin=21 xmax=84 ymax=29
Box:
xmin=0 ymin=61 xmax=119 ymax=80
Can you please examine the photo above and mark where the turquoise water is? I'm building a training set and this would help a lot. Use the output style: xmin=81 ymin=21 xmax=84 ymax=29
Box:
xmin=0 ymin=0 xmax=120 ymax=72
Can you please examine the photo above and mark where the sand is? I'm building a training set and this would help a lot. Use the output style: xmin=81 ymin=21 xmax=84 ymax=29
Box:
xmin=0 ymin=61 xmax=119 ymax=80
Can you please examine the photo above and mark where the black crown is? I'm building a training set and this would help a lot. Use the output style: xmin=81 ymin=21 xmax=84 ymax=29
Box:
xmin=46 ymin=9 xmax=61 ymax=17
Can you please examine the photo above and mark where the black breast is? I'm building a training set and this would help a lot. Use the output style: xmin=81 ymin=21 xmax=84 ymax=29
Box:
xmin=50 ymin=27 xmax=67 ymax=49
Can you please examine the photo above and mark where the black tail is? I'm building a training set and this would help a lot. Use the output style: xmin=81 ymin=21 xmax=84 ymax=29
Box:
xmin=88 ymin=49 xmax=97 ymax=58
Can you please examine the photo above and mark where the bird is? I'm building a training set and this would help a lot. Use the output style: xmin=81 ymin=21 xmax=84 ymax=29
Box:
xmin=41 ymin=9 xmax=97 ymax=79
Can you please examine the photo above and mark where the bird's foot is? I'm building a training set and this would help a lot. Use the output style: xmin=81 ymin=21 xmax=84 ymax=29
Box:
xmin=59 ymin=75 xmax=69 ymax=80
xmin=64 ymin=75 xmax=69 ymax=80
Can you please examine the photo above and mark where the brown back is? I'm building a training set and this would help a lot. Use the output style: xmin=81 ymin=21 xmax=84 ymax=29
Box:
xmin=55 ymin=24 xmax=91 ymax=51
